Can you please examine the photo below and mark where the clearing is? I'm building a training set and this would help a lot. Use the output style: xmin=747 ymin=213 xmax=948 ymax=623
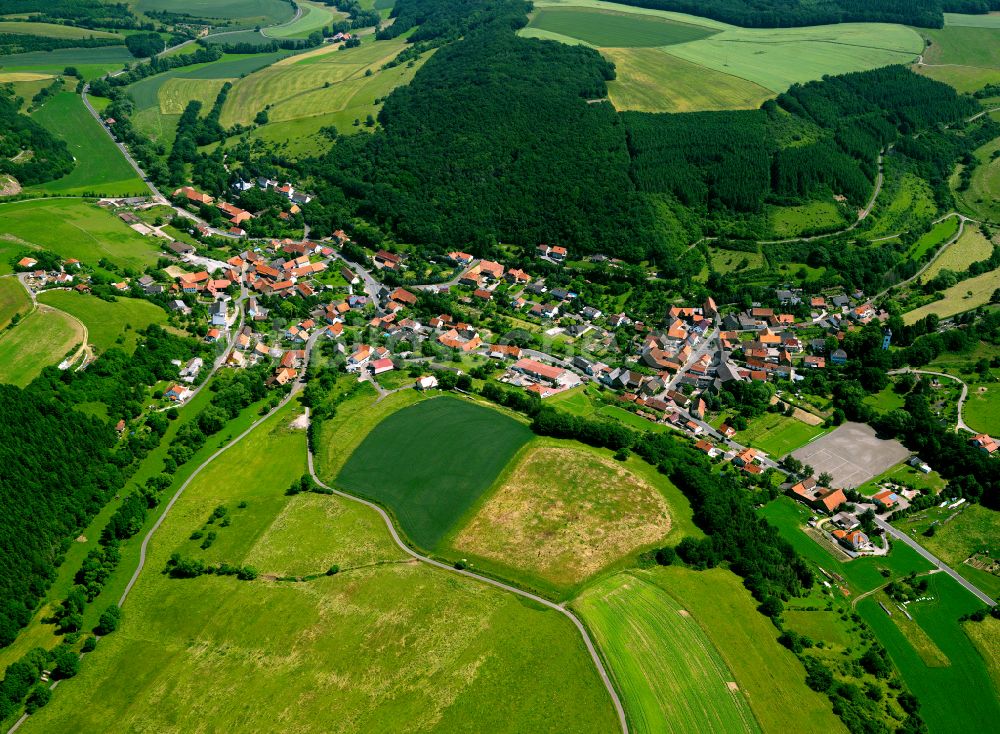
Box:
xmin=449 ymin=441 xmax=677 ymax=593
xmin=0 ymin=306 xmax=82 ymax=386
xmin=336 ymin=395 xmax=533 ymax=550
xmin=769 ymin=200 xmax=848 ymax=239
xmin=37 ymin=290 xmax=169 ymax=353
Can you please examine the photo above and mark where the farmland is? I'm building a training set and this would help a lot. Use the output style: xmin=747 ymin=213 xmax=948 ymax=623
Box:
xmin=0 ymin=199 xmax=162 ymax=274
xmin=0 ymin=276 xmax=29 ymax=329
xmin=157 ymin=78 xmax=233 ymax=115
xmin=906 ymin=215 xmax=960 ymax=260
xmin=21 ymin=401 xmax=618 ymax=734
xmin=336 ymin=396 xmax=533 ymax=550
xmin=449 ymin=440 xmax=678 ymax=593
xmin=903 ymin=267 xmax=1000 ymax=324
xmin=27 ymin=92 xmax=147 ymax=197
xmin=0 ymin=46 xmax=134 ymax=80
xmin=954 ymin=134 xmax=1000 ymax=224
xmin=264 ymin=0 xmax=339 ymax=39
xmin=574 ymin=570 xmax=760 ymax=733
xmin=37 ymin=291 xmax=169 ymax=353
xmin=0 ymin=22 xmax=121 ymax=39
xmin=526 ymin=6 xmax=717 ymax=47
xmin=921 ymin=225 xmax=994 ymax=282
xmin=0 ymin=307 xmax=82 ymax=386
xmin=921 ymin=25 xmax=1000 ymax=69
xmin=134 ymin=0 xmax=294 ymax=28
xmin=963 ymin=617 xmax=1000 ymax=692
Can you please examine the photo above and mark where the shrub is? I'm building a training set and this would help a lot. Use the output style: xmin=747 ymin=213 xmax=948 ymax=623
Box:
xmin=95 ymin=604 xmax=122 ymax=635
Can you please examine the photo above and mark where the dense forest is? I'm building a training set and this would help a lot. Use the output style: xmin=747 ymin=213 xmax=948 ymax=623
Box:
xmin=0 ymin=85 xmax=74 ymax=185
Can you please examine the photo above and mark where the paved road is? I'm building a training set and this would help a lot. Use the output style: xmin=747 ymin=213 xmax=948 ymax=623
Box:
xmin=333 ymin=252 xmax=382 ymax=301
xmin=888 ymin=368 xmax=973 ymax=433
xmin=874 ymin=517 xmax=996 ymax=606
xmin=304 ymin=413 xmax=629 ymax=734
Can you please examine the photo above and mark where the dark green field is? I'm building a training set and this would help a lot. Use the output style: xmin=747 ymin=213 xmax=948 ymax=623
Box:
xmin=337 ymin=396 xmax=533 ymax=550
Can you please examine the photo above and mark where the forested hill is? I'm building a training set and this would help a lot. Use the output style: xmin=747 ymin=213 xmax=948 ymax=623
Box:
xmin=0 ymin=85 xmax=75 ymax=186
xmin=595 ymin=0 xmax=999 ymax=30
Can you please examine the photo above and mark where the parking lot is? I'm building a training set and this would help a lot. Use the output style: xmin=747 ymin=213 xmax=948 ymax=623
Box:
xmin=790 ymin=422 xmax=910 ymax=490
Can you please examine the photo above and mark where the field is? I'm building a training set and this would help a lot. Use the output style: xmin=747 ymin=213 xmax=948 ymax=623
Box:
xmin=856 ymin=461 xmax=946 ymax=497
xmin=449 ymin=440 xmax=677 ymax=592
xmin=865 ymin=167 xmax=937 ymax=238
xmin=964 ymin=384 xmax=1000 ymax=435
xmin=37 ymin=290 xmax=169 ymax=352
xmin=954 ymin=133 xmax=1000 ymax=224
xmin=903 ymin=267 xmax=1000 ymax=324
xmin=770 ymin=200 xmax=848 ymax=238
xmin=526 ymin=6 xmax=717 ymax=47
xmin=0 ymin=199 xmax=162 ymax=273
xmin=0 ymin=47 xmax=134 ymax=80
xmin=963 ymin=617 xmax=1000 ymax=692
xmin=0 ymin=275 xmax=29 ymax=329
xmin=601 ymin=48 xmax=772 ymax=113
xmin=0 ymin=306 xmax=82 ymax=386
xmin=574 ymin=571 xmax=759 ymax=734
xmin=336 ymin=396 xmax=533 ymax=550
xmin=135 ymin=0 xmax=294 ymax=28
xmin=906 ymin=215 xmax=961 ymax=260
xmin=734 ymin=412 xmax=825 ymax=458
xmin=917 ymin=64 xmax=1000 ymax=93
xmin=25 ymin=92 xmax=147 ymax=196
xmin=707 ymin=246 xmax=766 ymax=274
xmin=922 ymin=26 xmax=1000 ymax=69
xmin=21 ymin=401 xmax=618 ymax=733
xmin=157 ymin=77 xmax=232 ymax=114
xmin=0 ymin=21 xmax=121 ymax=39
xmin=264 ymin=0 xmax=338 ymax=39
xmin=922 ymin=225 xmax=994 ymax=282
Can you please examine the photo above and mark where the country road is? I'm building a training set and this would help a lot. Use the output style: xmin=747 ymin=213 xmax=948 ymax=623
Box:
xmin=874 ymin=517 xmax=996 ymax=607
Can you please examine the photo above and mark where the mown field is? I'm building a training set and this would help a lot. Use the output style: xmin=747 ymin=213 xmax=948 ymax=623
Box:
xmin=526 ymin=6 xmax=717 ymax=47
xmin=0 ymin=306 xmax=82 ymax=386
xmin=921 ymin=225 xmax=994 ymax=282
xmin=21 ymin=400 xmax=618 ymax=733
xmin=963 ymin=616 xmax=1000 ymax=693
xmin=0 ymin=46 xmax=133 ymax=80
xmin=27 ymin=91 xmax=147 ymax=197
xmin=448 ymin=439 xmax=680 ymax=594
xmin=37 ymin=290 xmax=169 ymax=353
xmin=337 ymin=396 xmax=533 ymax=550
xmin=0 ymin=199 xmax=162 ymax=274
xmin=904 ymin=266 xmax=1000 ymax=324
xmin=0 ymin=21 xmax=121 ymax=39
xmin=158 ymin=77 xmax=233 ymax=115
xmin=264 ymin=0 xmax=338 ymax=39
xmin=135 ymin=0 xmax=294 ymax=28
xmin=0 ymin=275 xmax=29 ymax=329
xmin=922 ymin=25 xmax=1000 ymax=69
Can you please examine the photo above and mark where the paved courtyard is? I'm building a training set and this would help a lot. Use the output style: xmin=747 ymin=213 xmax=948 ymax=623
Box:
xmin=790 ymin=422 xmax=910 ymax=490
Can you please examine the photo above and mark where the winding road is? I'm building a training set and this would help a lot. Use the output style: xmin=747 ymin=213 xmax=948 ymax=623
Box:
xmin=873 ymin=212 xmax=973 ymax=302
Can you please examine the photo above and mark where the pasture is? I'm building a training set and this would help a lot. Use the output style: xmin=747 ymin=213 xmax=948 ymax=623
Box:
xmin=0 ymin=47 xmax=133 ymax=80
xmin=903 ymin=267 xmax=1000 ymax=324
xmin=921 ymin=225 xmax=994 ymax=282
xmin=964 ymin=384 xmax=1000 ymax=435
xmin=27 ymin=92 xmax=147 ymax=197
xmin=264 ymin=0 xmax=338 ymax=39
xmin=601 ymin=48 xmax=772 ymax=113
xmin=906 ymin=215 xmax=960 ymax=260
xmin=769 ymin=200 xmax=848 ymax=238
xmin=158 ymin=77 xmax=232 ymax=115
xmin=526 ymin=6 xmax=717 ymax=47
xmin=0 ymin=21 xmax=120 ymax=39
xmin=922 ymin=26 xmax=1000 ymax=69
xmin=954 ymin=134 xmax=1000 ymax=224
xmin=0 ymin=199 xmax=162 ymax=273
xmin=37 ymin=290 xmax=169 ymax=352
xmin=0 ymin=276 xmax=29 ymax=329
xmin=135 ymin=0 xmax=294 ymax=28
xmin=963 ymin=617 xmax=1000 ymax=692
xmin=0 ymin=307 xmax=82 ymax=386
xmin=917 ymin=64 xmax=1000 ymax=93
xmin=574 ymin=571 xmax=760 ymax=734
xmin=21 ymin=402 xmax=618 ymax=734
xmin=449 ymin=440 xmax=678 ymax=593
xmin=945 ymin=12 xmax=1000 ymax=28
xmin=336 ymin=396 xmax=533 ymax=550
xmin=706 ymin=246 xmax=766 ymax=274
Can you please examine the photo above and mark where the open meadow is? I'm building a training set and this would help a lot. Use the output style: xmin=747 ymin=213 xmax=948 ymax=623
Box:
xmin=0 ymin=22 xmax=121 ymax=39
xmin=906 ymin=215 xmax=960 ymax=260
xmin=0 ymin=306 xmax=82 ymax=386
xmin=0 ymin=275 xmax=30 ymax=329
xmin=954 ymin=134 xmax=1000 ymax=224
xmin=37 ymin=290 xmax=169 ymax=353
xmin=336 ymin=396 xmax=533 ymax=550
xmin=770 ymin=201 xmax=848 ymax=238
xmin=964 ymin=384 xmax=1000 ymax=435
xmin=134 ymin=0 xmax=294 ymax=28
xmin=0 ymin=47 xmax=133 ymax=80
xmin=526 ymin=6 xmax=717 ymax=47
xmin=264 ymin=0 xmax=339 ymax=39
xmin=921 ymin=225 xmax=994 ymax=283
xmin=21 ymin=401 xmax=618 ymax=734
xmin=963 ymin=616 xmax=1000 ymax=692
xmin=865 ymin=165 xmax=937 ymax=238
xmin=903 ymin=267 xmax=1000 ymax=324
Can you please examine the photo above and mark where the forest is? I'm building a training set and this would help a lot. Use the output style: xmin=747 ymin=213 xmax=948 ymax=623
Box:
xmin=0 ymin=85 xmax=74 ymax=185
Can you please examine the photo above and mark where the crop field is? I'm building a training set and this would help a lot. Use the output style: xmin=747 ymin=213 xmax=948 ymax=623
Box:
xmin=264 ymin=0 xmax=338 ymax=39
xmin=770 ymin=200 xmax=847 ymax=238
xmin=0 ymin=307 xmax=82 ymax=386
xmin=22 ymin=402 xmax=618 ymax=734
xmin=0 ymin=276 xmax=29 ymax=329
xmin=26 ymin=92 xmax=147 ymax=196
xmin=337 ymin=396 xmax=533 ymax=550
xmin=135 ymin=0 xmax=294 ymax=28
xmin=574 ymin=571 xmax=760 ymax=734
xmin=922 ymin=26 xmax=1000 ymax=69
xmin=158 ymin=77 xmax=232 ymax=114
xmin=907 ymin=215 xmax=961 ymax=260
xmin=734 ymin=412 xmax=825 ymax=458
xmin=955 ymin=134 xmax=1000 ymax=224
xmin=0 ymin=47 xmax=133 ymax=79
xmin=922 ymin=225 xmax=994 ymax=282
xmin=917 ymin=64 xmax=1000 ymax=93
xmin=0 ymin=199 xmax=162 ymax=273
xmin=526 ymin=6 xmax=717 ymax=47
xmin=857 ymin=573 xmax=1000 ymax=733
xmin=37 ymin=291 xmax=169 ymax=352
xmin=449 ymin=441 xmax=676 ymax=592
xmin=904 ymin=266 xmax=1000 ymax=324
xmin=0 ymin=21 xmax=121 ymax=39
xmin=601 ymin=48 xmax=772 ymax=113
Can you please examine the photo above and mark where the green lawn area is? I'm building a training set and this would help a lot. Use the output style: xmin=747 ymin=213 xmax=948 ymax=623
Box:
xmin=37 ymin=290 xmax=169 ymax=352
xmin=574 ymin=570 xmax=760 ymax=734
xmin=863 ymin=385 xmax=906 ymax=413
xmin=21 ymin=400 xmax=618 ymax=734
xmin=923 ymin=25 xmax=1000 ymax=68
xmin=856 ymin=461 xmax=947 ymax=498
xmin=0 ymin=307 xmax=82 ymax=386
xmin=525 ymin=6 xmax=718 ymax=47
xmin=0 ymin=199 xmax=162 ymax=274
xmin=0 ymin=46 xmax=133 ymax=80
xmin=0 ymin=276 xmax=30 ymax=329
xmin=26 ymin=92 xmax=147 ymax=196
xmin=336 ymin=396 xmax=533 ymax=550
xmin=734 ymin=412 xmax=825 ymax=458
xmin=964 ymin=383 xmax=1000 ymax=435
xmin=769 ymin=200 xmax=848 ymax=238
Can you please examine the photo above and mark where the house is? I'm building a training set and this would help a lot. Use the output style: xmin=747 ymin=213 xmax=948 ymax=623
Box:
xmin=340 ymin=266 xmax=360 ymax=285
xmin=505 ymin=268 xmax=530 ymax=285
xmin=832 ymin=528 xmax=871 ymax=552
xmin=164 ymin=384 xmax=191 ymax=402
xmin=831 ymin=512 xmax=860 ymax=531
xmin=271 ymin=367 xmax=297 ymax=386
xmin=478 ymin=260 xmax=505 ymax=281
xmin=473 ymin=288 xmax=493 ymax=302
xmin=733 ymin=447 xmax=759 ymax=468
xmin=179 ymin=357 xmax=203 ymax=384
xmin=813 ymin=487 xmax=847 ymax=513
xmin=374 ymin=250 xmax=402 ymax=269
xmin=167 ymin=241 xmax=195 ymax=257
xmin=206 ymin=328 xmax=222 ymax=343
xmin=804 ymin=355 xmax=826 ymax=369
xmin=447 ymin=251 xmax=474 ymax=265
xmin=970 ymin=433 xmax=998 ymax=454
xmin=173 ymin=186 xmax=214 ymax=205
xmin=830 ymin=349 xmax=848 ymax=365
xmin=168 ymin=300 xmax=191 ymax=315
xmin=550 ymin=245 xmax=567 ymax=261
xmin=512 ymin=358 xmax=572 ymax=386
xmin=389 ymin=287 xmax=418 ymax=306
xmin=209 ymin=301 xmax=228 ymax=327
xmin=347 ymin=345 xmax=372 ymax=371
xmin=416 ymin=375 xmax=439 ymax=390
xmin=488 ymin=343 xmax=522 ymax=360
xmin=115 ymin=419 xmax=126 ymax=433
xmin=369 ymin=358 xmax=394 ymax=376
xmin=17 ymin=257 xmax=37 ymax=269
xmin=719 ymin=423 xmax=737 ymax=439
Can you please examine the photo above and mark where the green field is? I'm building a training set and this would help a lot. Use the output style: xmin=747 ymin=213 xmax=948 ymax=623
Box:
xmin=0 ymin=275 xmax=30 ymax=329
xmin=575 ymin=570 xmax=760 ymax=733
xmin=954 ymin=133 xmax=1000 ymax=224
xmin=865 ymin=167 xmax=937 ymax=238
xmin=964 ymin=384 xmax=1000 ymax=435
xmin=21 ymin=401 xmax=618 ymax=733
xmin=856 ymin=461 xmax=947 ymax=497
xmin=526 ymin=6 xmax=717 ymax=47
xmin=945 ymin=12 xmax=1000 ymax=28
xmin=0 ymin=46 xmax=133 ymax=80
xmin=923 ymin=25 xmax=1000 ymax=69
xmin=602 ymin=47 xmax=773 ymax=113
xmin=907 ymin=215 xmax=961 ymax=260
xmin=770 ymin=200 xmax=848 ymax=238
xmin=904 ymin=266 xmax=1000 ymax=324
xmin=963 ymin=616 xmax=1000 ymax=693
xmin=135 ymin=0 xmax=294 ymax=28
xmin=0 ymin=21 xmax=121 ymax=39
xmin=158 ymin=77 xmax=232 ymax=114
xmin=707 ymin=246 xmax=766 ymax=274
xmin=917 ymin=63 xmax=1000 ymax=93
xmin=734 ymin=412 xmax=825 ymax=458
xmin=25 ymin=92 xmax=147 ymax=196
xmin=0 ymin=199 xmax=162 ymax=273
xmin=336 ymin=396 xmax=533 ymax=550
xmin=37 ymin=290 xmax=169 ymax=352
xmin=0 ymin=307 xmax=82 ymax=386
xmin=264 ymin=0 xmax=338 ymax=39
xmin=922 ymin=225 xmax=994 ymax=282
xmin=863 ymin=385 xmax=906 ymax=413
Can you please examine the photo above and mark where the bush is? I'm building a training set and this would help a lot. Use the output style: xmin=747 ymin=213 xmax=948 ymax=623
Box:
xmin=654 ymin=546 xmax=675 ymax=566
xmin=50 ymin=644 xmax=80 ymax=679
xmin=95 ymin=604 xmax=122 ymax=635
xmin=81 ymin=636 xmax=97 ymax=652
xmin=326 ymin=565 xmax=340 ymax=576
xmin=24 ymin=684 xmax=51 ymax=713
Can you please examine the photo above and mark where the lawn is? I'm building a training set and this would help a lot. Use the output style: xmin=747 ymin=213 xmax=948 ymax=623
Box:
xmin=37 ymin=290 xmax=169 ymax=352
xmin=856 ymin=461 xmax=946 ymax=497
xmin=770 ymin=200 xmax=848 ymax=238
xmin=0 ymin=307 xmax=82 ymax=386
xmin=448 ymin=439 xmax=680 ymax=594
xmin=734 ymin=412 xmax=825 ymax=458
xmin=903 ymin=266 xmax=1000 ymax=324
xmin=0 ymin=276 xmax=30 ymax=330
xmin=921 ymin=225 xmax=994 ymax=282
xmin=574 ymin=570 xmax=761 ymax=734
xmin=336 ymin=396 xmax=533 ymax=550
xmin=22 ymin=401 xmax=618 ymax=734
xmin=26 ymin=92 xmax=147 ymax=196
xmin=862 ymin=385 xmax=906 ymax=413
xmin=602 ymin=47 xmax=773 ymax=113
xmin=526 ymin=6 xmax=718 ymax=47
xmin=964 ymin=383 xmax=1000 ymax=435
xmin=0 ymin=199 xmax=162 ymax=273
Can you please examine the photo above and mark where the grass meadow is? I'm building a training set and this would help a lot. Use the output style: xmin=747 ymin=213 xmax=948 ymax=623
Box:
xmin=734 ymin=412 xmax=825 ymax=458
xmin=336 ymin=396 xmax=533 ymax=550
xmin=963 ymin=616 xmax=1000 ymax=693
xmin=906 ymin=215 xmax=960 ymax=260
xmin=158 ymin=77 xmax=232 ymax=114
xmin=922 ymin=25 xmax=1000 ymax=69
xmin=903 ymin=266 xmax=1000 ymax=324
xmin=954 ymin=134 xmax=1000 ymax=224
xmin=264 ymin=0 xmax=339 ymax=39
xmin=0 ymin=275 xmax=30 ymax=329
xmin=37 ymin=290 xmax=169 ymax=352
xmin=526 ymin=6 xmax=717 ymax=47
xmin=135 ymin=0 xmax=294 ymax=28
xmin=964 ymin=384 xmax=1000 ymax=435
xmin=921 ymin=225 xmax=994 ymax=282
xmin=0 ymin=22 xmax=121 ymax=39
xmin=769 ymin=200 xmax=848 ymax=238
xmin=865 ymin=166 xmax=937 ymax=238
xmin=706 ymin=246 xmax=766 ymax=274
xmin=27 ymin=92 xmax=147 ymax=196
xmin=21 ymin=400 xmax=618 ymax=733
xmin=917 ymin=63 xmax=1000 ymax=93
xmin=0 ymin=46 xmax=133 ymax=79
xmin=0 ymin=307 xmax=82 ymax=386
